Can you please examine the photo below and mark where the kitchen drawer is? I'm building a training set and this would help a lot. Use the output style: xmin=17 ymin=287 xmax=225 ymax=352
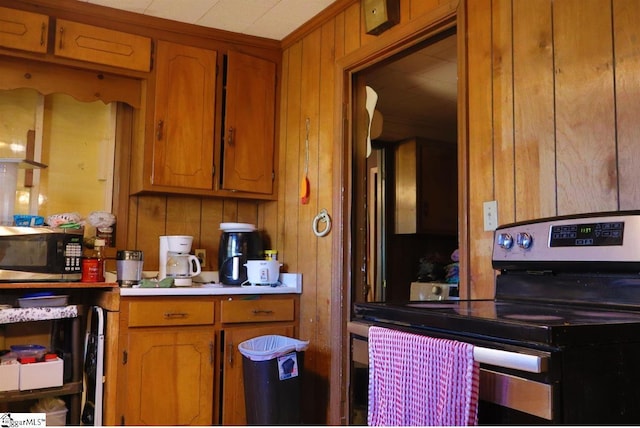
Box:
xmin=220 ymin=298 xmax=294 ymax=324
xmin=127 ymin=299 xmax=214 ymax=327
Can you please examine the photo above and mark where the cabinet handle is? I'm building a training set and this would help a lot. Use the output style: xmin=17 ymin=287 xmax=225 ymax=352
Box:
xmin=228 ymin=342 xmax=234 ymax=366
xmin=226 ymin=127 xmax=234 ymax=145
xmin=40 ymin=23 xmax=46 ymax=46
xmin=252 ymin=309 xmax=274 ymax=315
xmin=156 ymin=120 xmax=164 ymax=140
xmin=58 ymin=27 xmax=64 ymax=50
xmin=210 ymin=341 xmax=215 ymax=365
xmin=163 ymin=312 xmax=188 ymax=319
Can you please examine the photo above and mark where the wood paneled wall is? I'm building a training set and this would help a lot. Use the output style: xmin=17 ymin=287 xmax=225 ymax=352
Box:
xmin=125 ymin=196 xmax=260 ymax=272
xmin=279 ymin=0 xmax=640 ymax=423
xmin=278 ymin=0 xmax=459 ymax=423
xmin=466 ymin=0 xmax=640 ymax=299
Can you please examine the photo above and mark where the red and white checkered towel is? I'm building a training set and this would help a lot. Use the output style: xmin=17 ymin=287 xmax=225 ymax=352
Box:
xmin=367 ymin=326 xmax=479 ymax=426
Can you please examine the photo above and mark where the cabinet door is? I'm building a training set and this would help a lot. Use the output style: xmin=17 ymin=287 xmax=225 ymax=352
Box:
xmin=0 ymin=7 xmax=48 ymax=53
xmin=124 ymin=328 xmax=215 ymax=426
xmin=395 ymin=138 xmax=457 ymax=235
xmin=222 ymin=50 xmax=276 ymax=194
xmin=54 ymin=19 xmax=151 ymax=71
xmin=418 ymin=141 xmax=457 ymax=234
xmin=222 ymin=324 xmax=294 ymax=425
xmin=152 ymin=40 xmax=217 ymax=190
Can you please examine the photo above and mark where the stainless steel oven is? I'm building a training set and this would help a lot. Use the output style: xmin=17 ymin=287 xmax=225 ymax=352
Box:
xmin=350 ymin=211 xmax=640 ymax=424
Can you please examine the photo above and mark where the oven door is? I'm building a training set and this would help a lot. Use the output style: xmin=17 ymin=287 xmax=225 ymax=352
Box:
xmin=348 ymin=321 xmax=559 ymax=425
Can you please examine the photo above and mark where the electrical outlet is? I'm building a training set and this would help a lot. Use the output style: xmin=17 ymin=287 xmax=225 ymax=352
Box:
xmin=483 ymin=200 xmax=498 ymax=231
xmin=195 ymin=249 xmax=206 ymax=267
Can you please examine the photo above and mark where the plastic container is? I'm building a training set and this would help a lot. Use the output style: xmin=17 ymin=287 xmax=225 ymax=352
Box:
xmin=31 ymin=397 xmax=67 ymax=426
xmin=18 ymin=294 xmax=68 ymax=308
xmin=46 ymin=409 xmax=68 ymax=426
xmin=13 ymin=215 xmax=45 ymax=226
xmin=10 ymin=344 xmax=47 ymax=360
xmin=238 ymin=335 xmax=309 ymax=425
xmin=264 ymin=250 xmax=278 ymax=261
xmin=0 ymin=161 xmax=18 ymax=226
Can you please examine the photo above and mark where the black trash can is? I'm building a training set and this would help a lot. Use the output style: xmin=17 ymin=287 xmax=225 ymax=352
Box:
xmin=238 ymin=335 xmax=309 ymax=425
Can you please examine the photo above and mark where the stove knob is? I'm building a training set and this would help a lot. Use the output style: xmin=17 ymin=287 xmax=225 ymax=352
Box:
xmin=497 ymin=233 xmax=513 ymax=249
xmin=517 ymin=232 xmax=533 ymax=249
xmin=431 ymin=285 xmax=442 ymax=295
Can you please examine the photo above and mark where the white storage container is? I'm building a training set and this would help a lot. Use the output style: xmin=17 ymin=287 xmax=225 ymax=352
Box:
xmin=46 ymin=409 xmax=68 ymax=426
xmin=19 ymin=357 xmax=63 ymax=390
xmin=0 ymin=363 xmax=19 ymax=392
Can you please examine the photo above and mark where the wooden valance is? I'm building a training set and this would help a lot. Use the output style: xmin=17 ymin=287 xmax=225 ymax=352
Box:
xmin=0 ymin=55 xmax=143 ymax=108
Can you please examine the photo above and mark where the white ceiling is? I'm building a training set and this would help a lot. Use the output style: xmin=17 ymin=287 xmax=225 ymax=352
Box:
xmin=76 ymin=0 xmax=339 ymax=40
xmin=363 ymin=33 xmax=458 ymax=143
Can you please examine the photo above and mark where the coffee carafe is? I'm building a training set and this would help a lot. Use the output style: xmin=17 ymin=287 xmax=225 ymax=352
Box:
xmin=159 ymin=235 xmax=202 ymax=286
xmin=218 ymin=223 xmax=264 ymax=285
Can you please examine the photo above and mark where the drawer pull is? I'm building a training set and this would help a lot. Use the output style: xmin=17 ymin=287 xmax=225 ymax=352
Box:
xmin=164 ymin=312 xmax=189 ymax=319
xmin=58 ymin=27 xmax=64 ymax=50
xmin=40 ymin=23 xmax=46 ymax=46
xmin=252 ymin=309 xmax=274 ymax=315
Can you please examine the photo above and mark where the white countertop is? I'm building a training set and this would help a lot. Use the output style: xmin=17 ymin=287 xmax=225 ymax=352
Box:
xmin=118 ymin=273 xmax=302 ymax=296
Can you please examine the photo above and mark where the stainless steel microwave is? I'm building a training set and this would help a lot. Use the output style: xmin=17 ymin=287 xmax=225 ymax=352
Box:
xmin=0 ymin=226 xmax=84 ymax=281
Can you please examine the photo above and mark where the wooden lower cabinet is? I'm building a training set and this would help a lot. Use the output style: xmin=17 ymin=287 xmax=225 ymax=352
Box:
xmin=219 ymin=295 xmax=298 ymax=425
xmin=109 ymin=294 xmax=299 ymax=426
xmin=123 ymin=328 xmax=216 ymax=425
xmin=117 ymin=297 xmax=216 ymax=426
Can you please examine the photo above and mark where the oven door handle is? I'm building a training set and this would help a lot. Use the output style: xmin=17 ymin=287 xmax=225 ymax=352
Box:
xmin=347 ymin=321 xmax=548 ymax=373
xmin=474 ymin=347 xmax=547 ymax=373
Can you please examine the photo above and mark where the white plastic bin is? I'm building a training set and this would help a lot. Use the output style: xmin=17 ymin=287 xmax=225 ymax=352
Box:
xmin=46 ymin=409 xmax=68 ymax=426
xmin=238 ymin=335 xmax=309 ymax=425
xmin=31 ymin=397 xmax=67 ymax=426
xmin=238 ymin=334 xmax=309 ymax=361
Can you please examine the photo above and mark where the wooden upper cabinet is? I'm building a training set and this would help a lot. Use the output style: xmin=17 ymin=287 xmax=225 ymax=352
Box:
xmin=0 ymin=6 xmax=48 ymax=53
xmin=395 ymin=137 xmax=458 ymax=235
xmin=54 ymin=19 xmax=151 ymax=72
xmin=222 ymin=50 xmax=276 ymax=194
xmin=151 ymin=40 xmax=217 ymax=190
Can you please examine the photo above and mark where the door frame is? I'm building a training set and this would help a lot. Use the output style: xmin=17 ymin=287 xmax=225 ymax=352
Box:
xmin=330 ymin=2 xmax=468 ymax=423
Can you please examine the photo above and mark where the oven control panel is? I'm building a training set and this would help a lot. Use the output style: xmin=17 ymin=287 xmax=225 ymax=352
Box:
xmin=492 ymin=211 xmax=640 ymax=269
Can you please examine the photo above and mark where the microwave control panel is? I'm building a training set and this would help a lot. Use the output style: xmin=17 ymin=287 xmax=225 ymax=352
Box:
xmin=65 ymin=241 xmax=83 ymax=273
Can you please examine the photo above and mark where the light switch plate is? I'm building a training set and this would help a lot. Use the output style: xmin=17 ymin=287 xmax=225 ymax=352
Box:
xmin=483 ymin=200 xmax=498 ymax=231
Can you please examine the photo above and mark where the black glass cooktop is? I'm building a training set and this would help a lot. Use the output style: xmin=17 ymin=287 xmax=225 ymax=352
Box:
xmin=353 ymin=299 xmax=640 ymax=348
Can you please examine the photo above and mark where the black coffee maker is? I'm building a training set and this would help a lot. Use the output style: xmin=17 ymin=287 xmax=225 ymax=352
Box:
xmin=218 ymin=223 xmax=264 ymax=285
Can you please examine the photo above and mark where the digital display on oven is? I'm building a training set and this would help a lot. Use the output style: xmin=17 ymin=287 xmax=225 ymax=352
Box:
xmin=549 ymin=221 xmax=624 ymax=247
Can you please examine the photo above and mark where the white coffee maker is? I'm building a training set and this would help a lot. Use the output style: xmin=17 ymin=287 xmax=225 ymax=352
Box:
xmin=159 ymin=235 xmax=202 ymax=286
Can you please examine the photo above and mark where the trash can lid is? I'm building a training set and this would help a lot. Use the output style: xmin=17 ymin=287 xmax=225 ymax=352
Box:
xmin=238 ymin=335 xmax=309 ymax=361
